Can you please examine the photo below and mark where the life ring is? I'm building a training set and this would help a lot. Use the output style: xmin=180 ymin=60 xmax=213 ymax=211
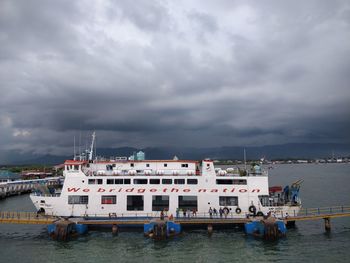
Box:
xmin=256 ymin=211 xmax=264 ymax=217
xmin=235 ymin=207 xmax=242 ymax=214
xmin=248 ymin=205 xmax=257 ymax=213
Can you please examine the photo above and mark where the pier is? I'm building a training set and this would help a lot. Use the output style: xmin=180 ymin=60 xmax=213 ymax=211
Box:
xmin=0 ymin=205 xmax=349 ymax=240
xmin=1 ymin=205 xmax=349 ymax=227
xmin=0 ymin=177 xmax=62 ymax=199
xmin=0 ymin=212 xmax=56 ymax=224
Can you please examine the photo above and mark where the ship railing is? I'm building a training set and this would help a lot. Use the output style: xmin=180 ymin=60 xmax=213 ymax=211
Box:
xmin=30 ymin=192 xmax=61 ymax=197
xmin=76 ymin=212 xmax=249 ymax=220
xmin=297 ymin=205 xmax=350 ymax=216
xmin=248 ymin=172 xmax=267 ymax=176
xmin=216 ymin=172 xmax=268 ymax=177
xmin=82 ymin=170 xmax=201 ymax=177
xmin=0 ymin=211 xmax=55 ymax=221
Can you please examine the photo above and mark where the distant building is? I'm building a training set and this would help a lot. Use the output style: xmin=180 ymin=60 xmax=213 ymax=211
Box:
xmin=136 ymin=151 xmax=145 ymax=160
xmin=129 ymin=151 xmax=145 ymax=161
xmin=297 ymin=160 xmax=308 ymax=163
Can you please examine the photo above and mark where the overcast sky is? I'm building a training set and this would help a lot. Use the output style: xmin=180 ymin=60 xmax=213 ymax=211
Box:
xmin=0 ymin=0 xmax=349 ymax=157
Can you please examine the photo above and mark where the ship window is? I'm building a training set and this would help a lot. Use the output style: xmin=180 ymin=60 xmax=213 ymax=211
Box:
xmin=152 ymin=195 xmax=169 ymax=211
xmin=101 ymin=195 xmax=116 ymax=205
xmin=259 ymin=195 xmax=269 ymax=207
xmin=164 ymin=163 xmax=168 ymax=167
xmin=181 ymin=164 xmax=189 ymax=168
xmin=124 ymin=179 xmax=131 ymax=184
xmin=146 ymin=164 xmax=150 ymax=167
xmin=107 ymin=179 xmax=114 ymax=185
xmin=219 ymin=196 xmax=238 ymax=206
xmin=216 ymin=179 xmax=234 ymax=185
xmin=68 ymin=195 xmax=89 ymax=205
xmin=233 ymin=179 xmax=247 ymax=185
xmin=174 ymin=179 xmax=185 ymax=184
xmin=115 ymin=179 xmax=123 ymax=184
xmin=88 ymin=179 xmax=103 ymax=185
xmin=162 ymin=179 xmax=172 ymax=184
xmin=130 ymin=163 xmax=134 ymax=167
xmin=187 ymin=179 xmax=198 ymax=185
xmin=150 ymin=179 xmax=160 ymax=184
xmin=216 ymin=179 xmax=247 ymax=185
xmin=127 ymin=195 xmax=144 ymax=211
xmin=134 ymin=179 xmax=147 ymax=184
xmin=178 ymin=196 xmax=197 ymax=210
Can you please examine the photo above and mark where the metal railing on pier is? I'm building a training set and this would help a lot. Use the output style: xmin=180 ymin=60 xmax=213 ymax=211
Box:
xmin=298 ymin=205 xmax=350 ymax=215
xmin=0 ymin=211 xmax=56 ymax=224
xmin=0 ymin=205 xmax=349 ymax=225
xmin=288 ymin=205 xmax=350 ymax=221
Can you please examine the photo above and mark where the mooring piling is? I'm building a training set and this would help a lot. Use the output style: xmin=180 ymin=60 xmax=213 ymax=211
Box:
xmin=324 ymin=217 xmax=331 ymax=232
xmin=207 ymin=224 xmax=213 ymax=235
xmin=112 ymin=224 xmax=119 ymax=235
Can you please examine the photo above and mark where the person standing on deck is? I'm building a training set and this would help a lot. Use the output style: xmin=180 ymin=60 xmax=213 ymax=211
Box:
xmin=223 ymin=207 xmax=229 ymax=219
xmin=219 ymin=207 xmax=223 ymax=218
xmin=192 ymin=208 xmax=197 ymax=217
xmin=209 ymin=207 xmax=213 ymax=219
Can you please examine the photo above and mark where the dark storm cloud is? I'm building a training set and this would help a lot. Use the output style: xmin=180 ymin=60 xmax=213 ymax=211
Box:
xmin=0 ymin=0 xmax=350 ymax=158
xmin=110 ymin=1 xmax=170 ymax=32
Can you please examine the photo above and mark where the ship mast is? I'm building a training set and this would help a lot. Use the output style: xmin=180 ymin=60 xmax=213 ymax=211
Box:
xmin=88 ymin=132 xmax=96 ymax=161
xmin=73 ymin=136 xmax=76 ymax=160
xmin=244 ymin=148 xmax=247 ymax=170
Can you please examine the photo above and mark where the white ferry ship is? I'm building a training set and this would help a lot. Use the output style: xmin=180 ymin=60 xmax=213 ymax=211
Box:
xmin=30 ymin=133 xmax=302 ymax=219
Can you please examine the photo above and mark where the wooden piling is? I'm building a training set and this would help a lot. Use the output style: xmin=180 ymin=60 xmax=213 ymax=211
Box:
xmin=112 ymin=224 xmax=118 ymax=235
xmin=152 ymin=221 xmax=167 ymax=240
xmin=207 ymin=224 xmax=213 ymax=235
xmin=324 ymin=217 xmax=331 ymax=232
xmin=52 ymin=219 xmax=75 ymax=241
